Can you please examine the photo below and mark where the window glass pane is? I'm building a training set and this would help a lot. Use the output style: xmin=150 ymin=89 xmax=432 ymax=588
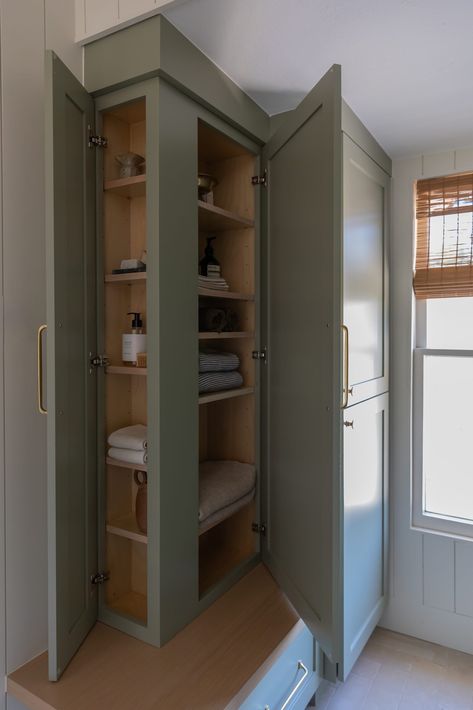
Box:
xmin=426 ymin=297 xmax=473 ymax=349
xmin=423 ymin=354 xmax=473 ymax=522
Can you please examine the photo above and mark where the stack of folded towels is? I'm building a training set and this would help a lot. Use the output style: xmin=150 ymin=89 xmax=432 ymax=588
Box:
xmin=108 ymin=424 xmax=147 ymax=465
xmin=199 ymin=460 xmax=256 ymax=533
xmin=199 ymin=349 xmax=243 ymax=394
xmin=198 ymin=274 xmax=229 ymax=292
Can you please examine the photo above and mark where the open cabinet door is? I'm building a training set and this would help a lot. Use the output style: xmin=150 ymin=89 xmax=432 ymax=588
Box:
xmin=262 ymin=65 xmax=343 ymax=663
xmin=45 ymin=51 xmax=98 ymax=681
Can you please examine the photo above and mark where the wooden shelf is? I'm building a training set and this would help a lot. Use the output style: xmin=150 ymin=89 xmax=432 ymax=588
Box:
xmin=104 ymin=174 xmax=146 ymax=198
xmin=199 ymin=331 xmax=254 ymax=340
xmin=198 ymin=200 xmax=254 ymax=231
xmin=199 ymin=386 xmax=254 ymax=405
xmin=105 ymin=272 xmax=147 ymax=285
xmin=106 ymin=456 xmax=147 ymax=473
xmin=108 ymin=590 xmax=147 ymax=624
xmin=106 ymin=365 xmax=147 ymax=376
xmin=198 ymin=287 xmax=254 ymax=301
xmin=107 ymin=514 xmax=147 ymax=544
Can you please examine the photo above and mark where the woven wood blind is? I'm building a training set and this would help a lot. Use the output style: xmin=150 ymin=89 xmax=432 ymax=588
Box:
xmin=414 ymin=171 xmax=473 ymax=298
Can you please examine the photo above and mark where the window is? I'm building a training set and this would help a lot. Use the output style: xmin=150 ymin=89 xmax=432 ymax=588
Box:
xmin=413 ymin=172 xmax=473 ymax=539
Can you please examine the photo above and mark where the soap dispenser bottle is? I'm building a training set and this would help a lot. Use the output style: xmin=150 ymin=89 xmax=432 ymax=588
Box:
xmin=199 ymin=236 xmax=221 ymax=278
xmin=122 ymin=312 xmax=147 ymax=366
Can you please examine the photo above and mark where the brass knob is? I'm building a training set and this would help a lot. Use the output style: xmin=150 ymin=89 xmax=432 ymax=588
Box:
xmin=344 ymin=420 xmax=354 ymax=428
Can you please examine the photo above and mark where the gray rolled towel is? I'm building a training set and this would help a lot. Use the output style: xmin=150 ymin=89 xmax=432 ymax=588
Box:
xmin=199 ymin=349 xmax=240 ymax=373
xmin=199 ymin=370 xmax=243 ymax=393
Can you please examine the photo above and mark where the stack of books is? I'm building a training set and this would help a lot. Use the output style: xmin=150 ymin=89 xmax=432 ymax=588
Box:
xmin=198 ymin=275 xmax=229 ymax=291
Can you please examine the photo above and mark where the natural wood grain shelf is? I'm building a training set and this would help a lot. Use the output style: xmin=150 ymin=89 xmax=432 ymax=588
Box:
xmin=104 ymin=174 xmax=146 ymax=198
xmin=106 ymin=365 xmax=147 ymax=376
xmin=106 ymin=456 xmax=147 ymax=472
xmin=199 ymin=386 xmax=254 ymax=405
xmin=107 ymin=514 xmax=148 ymax=544
xmin=198 ymin=331 xmax=254 ymax=340
xmin=198 ymin=200 xmax=254 ymax=231
xmin=105 ymin=272 xmax=147 ymax=285
xmin=198 ymin=288 xmax=255 ymax=301
xmin=108 ymin=590 xmax=147 ymax=624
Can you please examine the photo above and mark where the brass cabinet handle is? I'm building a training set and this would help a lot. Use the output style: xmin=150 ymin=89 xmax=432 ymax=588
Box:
xmin=37 ymin=324 xmax=47 ymax=414
xmin=264 ymin=660 xmax=309 ymax=710
xmin=341 ymin=324 xmax=349 ymax=409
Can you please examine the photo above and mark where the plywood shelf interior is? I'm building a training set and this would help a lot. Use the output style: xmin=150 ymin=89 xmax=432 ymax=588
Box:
xmin=105 ymin=272 xmax=147 ymax=286
xmin=106 ymin=456 xmax=147 ymax=473
xmin=107 ymin=514 xmax=148 ymax=544
xmin=106 ymin=365 xmax=147 ymax=376
xmin=104 ymin=174 xmax=146 ymax=198
xmin=198 ymin=386 xmax=254 ymax=406
xmin=108 ymin=590 xmax=147 ymax=624
xmin=198 ymin=200 xmax=254 ymax=231
xmin=198 ymin=287 xmax=254 ymax=301
xmin=199 ymin=331 xmax=254 ymax=340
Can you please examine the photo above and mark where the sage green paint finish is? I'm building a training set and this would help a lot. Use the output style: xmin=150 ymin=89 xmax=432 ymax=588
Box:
xmin=93 ymin=79 xmax=161 ymax=645
xmin=261 ymin=65 xmax=343 ymax=664
xmin=45 ymin=51 xmax=98 ymax=681
xmin=84 ymin=15 xmax=269 ymax=145
xmin=342 ymin=101 xmax=391 ymax=177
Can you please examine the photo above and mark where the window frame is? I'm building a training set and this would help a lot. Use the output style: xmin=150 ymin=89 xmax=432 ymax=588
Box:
xmin=412 ymin=344 xmax=473 ymax=540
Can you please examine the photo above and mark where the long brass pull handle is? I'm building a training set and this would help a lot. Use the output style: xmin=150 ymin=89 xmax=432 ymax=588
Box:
xmin=341 ymin=324 xmax=349 ymax=409
xmin=264 ymin=660 xmax=309 ymax=710
xmin=37 ymin=324 xmax=47 ymax=414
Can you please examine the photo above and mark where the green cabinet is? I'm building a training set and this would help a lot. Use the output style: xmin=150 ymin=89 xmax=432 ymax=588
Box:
xmin=45 ymin=15 xmax=390 ymax=684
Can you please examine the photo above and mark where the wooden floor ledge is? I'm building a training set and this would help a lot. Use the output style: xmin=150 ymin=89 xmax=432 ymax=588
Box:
xmin=8 ymin=565 xmax=298 ymax=710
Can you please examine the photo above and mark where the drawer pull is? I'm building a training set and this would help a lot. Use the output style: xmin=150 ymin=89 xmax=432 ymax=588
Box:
xmin=264 ymin=660 xmax=309 ymax=710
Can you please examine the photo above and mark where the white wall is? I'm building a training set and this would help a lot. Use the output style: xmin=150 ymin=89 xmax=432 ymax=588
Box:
xmin=381 ymin=145 xmax=473 ymax=654
xmin=0 ymin=2 xmax=81 ymax=707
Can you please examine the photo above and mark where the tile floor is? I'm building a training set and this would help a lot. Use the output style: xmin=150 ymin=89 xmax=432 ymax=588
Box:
xmin=315 ymin=627 xmax=473 ymax=709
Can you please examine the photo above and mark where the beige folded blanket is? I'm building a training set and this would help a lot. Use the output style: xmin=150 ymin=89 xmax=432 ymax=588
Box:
xmin=199 ymin=460 xmax=256 ymax=523
xmin=108 ymin=424 xmax=147 ymax=451
xmin=108 ymin=447 xmax=148 ymax=465
xmin=199 ymin=488 xmax=255 ymax=534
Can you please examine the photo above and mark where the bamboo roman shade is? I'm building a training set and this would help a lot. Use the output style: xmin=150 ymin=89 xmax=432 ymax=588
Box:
xmin=414 ymin=171 xmax=473 ymax=298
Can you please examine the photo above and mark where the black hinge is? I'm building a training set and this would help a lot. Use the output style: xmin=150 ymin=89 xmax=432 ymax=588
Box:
xmin=90 ymin=571 xmax=110 ymax=585
xmin=252 ymin=347 xmax=267 ymax=363
xmin=88 ymin=125 xmax=108 ymax=148
xmin=251 ymin=169 xmax=267 ymax=187
xmin=252 ymin=523 xmax=266 ymax=535
xmin=90 ymin=354 xmax=110 ymax=369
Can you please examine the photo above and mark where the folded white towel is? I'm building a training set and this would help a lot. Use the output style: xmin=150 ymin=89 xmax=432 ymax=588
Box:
xmin=108 ymin=447 xmax=148 ymax=465
xmin=108 ymin=424 xmax=147 ymax=451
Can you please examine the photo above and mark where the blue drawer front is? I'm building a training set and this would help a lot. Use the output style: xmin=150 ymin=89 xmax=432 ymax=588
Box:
xmin=239 ymin=624 xmax=316 ymax=710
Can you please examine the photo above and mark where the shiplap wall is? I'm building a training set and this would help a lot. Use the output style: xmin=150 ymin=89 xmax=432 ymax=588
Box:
xmin=381 ymin=145 xmax=473 ymax=654
xmin=0 ymin=2 xmax=81 ymax=707
xmin=75 ymin=0 xmax=185 ymax=42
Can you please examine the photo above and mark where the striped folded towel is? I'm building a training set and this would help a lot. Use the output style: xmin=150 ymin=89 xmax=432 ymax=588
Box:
xmin=199 ymin=370 xmax=243 ymax=393
xmin=199 ymin=349 xmax=240 ymax=373
xmin=198 ymin=275 xmax=229 ymax=291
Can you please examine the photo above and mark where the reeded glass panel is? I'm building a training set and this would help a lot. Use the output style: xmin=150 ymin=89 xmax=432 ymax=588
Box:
xmin=423 ymin=354 xmax=473 ymax=522
xmin=426 ymin=297 xmax=473 ymax=349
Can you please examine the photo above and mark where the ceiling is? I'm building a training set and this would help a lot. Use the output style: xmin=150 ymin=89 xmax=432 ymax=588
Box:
xmin=165 ymin=0 xmax=473 ymax=158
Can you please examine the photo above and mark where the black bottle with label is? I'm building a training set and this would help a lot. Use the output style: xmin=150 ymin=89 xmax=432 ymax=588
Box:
xmin=199 ymin=236 xmax=221 ymax=278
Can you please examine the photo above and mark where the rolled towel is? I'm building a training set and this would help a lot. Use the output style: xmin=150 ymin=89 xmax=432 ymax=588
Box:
xmin=199 ymin=349 xmax=240 ymax=373
xmin=199 ymin=370 xmax=243 ymax=393
xmin=108 ymin=448 xmax=148 ymax=465
xmin=199 ymin=460 xmax=256 ymax=523
xmin=108 ymin=424 xmax=147 ymax=451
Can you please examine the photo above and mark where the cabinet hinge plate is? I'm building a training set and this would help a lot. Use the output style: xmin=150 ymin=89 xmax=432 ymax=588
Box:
xmin=252 ymin=347 xmax=267 ymax=363
xmin=251 ymin=169 xmax=267 ymax=187
xmin=90 ymin=354 xmax=110 ymax=370
xmin=88 ymin=126 xmax=108 ymax=148
xmin=90 ymin=571 xmax=109 ymax=585
xmin=252 ymin=523 xmax=267 ymax=535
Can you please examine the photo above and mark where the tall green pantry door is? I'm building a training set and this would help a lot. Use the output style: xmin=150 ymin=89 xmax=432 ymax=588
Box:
xmin=45 ymin=52 xmax=98 ymax=681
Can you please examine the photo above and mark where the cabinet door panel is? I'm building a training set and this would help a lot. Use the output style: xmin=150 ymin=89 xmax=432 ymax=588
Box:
xmin=45 ymin=52 xmax=97 ymax=681
xmin=341 ymin=393 xmax=389 ymax=679
xmin=262 ymin=65 xmax=343 ymax=663
xmin=343 ymin=136 xmax=389 ymax=405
